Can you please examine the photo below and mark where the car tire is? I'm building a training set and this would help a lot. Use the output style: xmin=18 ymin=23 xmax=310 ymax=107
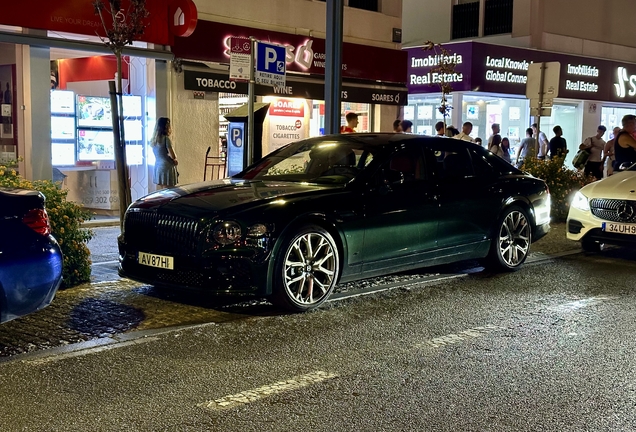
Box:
xmin=581 ymin=238 xmax=603 ymax=253
xmin=271 ymin=224 xmax=340 ymax=312
xmin=485 ymin=205 xmax=532 ymax=271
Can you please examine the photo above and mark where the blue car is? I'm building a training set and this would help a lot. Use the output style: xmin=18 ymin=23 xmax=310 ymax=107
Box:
xmin=0 ymin=187 xmax=63 ymax=323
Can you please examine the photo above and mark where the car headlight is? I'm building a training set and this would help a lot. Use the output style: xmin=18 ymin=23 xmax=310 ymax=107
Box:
xmin=247 ymin=223 xmax=270 ymax=238
xmin=571 ymin=191 xmax=590 ymax=211
xmin=211 ymin=221 xmax=242 ymax=245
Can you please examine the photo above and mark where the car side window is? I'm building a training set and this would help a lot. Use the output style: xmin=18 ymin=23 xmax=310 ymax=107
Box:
xmin=470 ymin=150 xmax=497 ymax=178
xmin=442 ymin=149 xmax=474 ymax=179
xmin=430 ymin=147 xmax=474 ymax=180
xmin=378 ymin=147 xmax=427 ymax=186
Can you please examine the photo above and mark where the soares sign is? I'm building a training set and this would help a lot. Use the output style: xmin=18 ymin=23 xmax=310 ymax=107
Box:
xmin=183 ymin=70 xmax=407 ymax=106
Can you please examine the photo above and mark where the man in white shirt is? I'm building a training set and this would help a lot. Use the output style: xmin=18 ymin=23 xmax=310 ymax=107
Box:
xmin=532 ymin=123 xmax=549 ymax=160
xmin=487 ymin=123 xmax=501 ymax=149
xmin=455 ymin=121 xmax=475 ymax=143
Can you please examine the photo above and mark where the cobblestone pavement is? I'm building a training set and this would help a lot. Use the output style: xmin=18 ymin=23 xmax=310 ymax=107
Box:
xmin=0 ymin=223 xmax=581 ymax=358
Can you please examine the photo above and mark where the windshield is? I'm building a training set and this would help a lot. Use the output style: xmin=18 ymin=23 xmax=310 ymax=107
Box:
xmin=237 ymin=138 xmax=375 ymax=184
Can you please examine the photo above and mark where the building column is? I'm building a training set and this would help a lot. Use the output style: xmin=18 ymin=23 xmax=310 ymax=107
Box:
xmin=451 ymin=92 xmax=463 ymax=130
xmin=17 ymin=44 xmax=51 ymax=181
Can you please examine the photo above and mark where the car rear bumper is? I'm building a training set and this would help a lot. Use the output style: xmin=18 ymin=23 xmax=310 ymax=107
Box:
xmin=0 ymin=240 xmax=63 ymax=323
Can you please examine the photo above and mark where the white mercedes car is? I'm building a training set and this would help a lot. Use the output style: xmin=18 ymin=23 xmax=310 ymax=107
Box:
xmin=567 ymin=164 xmax=636 ymax=251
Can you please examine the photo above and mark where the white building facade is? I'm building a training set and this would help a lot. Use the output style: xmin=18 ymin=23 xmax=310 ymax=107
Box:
xmin=402 ymin=0 xmax=636 ymax=165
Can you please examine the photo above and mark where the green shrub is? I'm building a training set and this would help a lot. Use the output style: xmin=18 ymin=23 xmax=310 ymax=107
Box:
xmin=0 ymin=161 xmax=94 ymax=288
xmin=520 ymin=155 xmax=596 ymax=222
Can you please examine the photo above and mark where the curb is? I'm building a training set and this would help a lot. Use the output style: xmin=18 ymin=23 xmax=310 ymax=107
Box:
xmin=83 ymin=219 xmax=120 ymax=228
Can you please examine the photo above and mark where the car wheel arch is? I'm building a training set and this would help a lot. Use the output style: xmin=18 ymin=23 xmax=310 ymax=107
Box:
xmin=502 ymin=196 xmax=535 ymax=226
xmin=265 ymin=214 xmax=345 ymax=296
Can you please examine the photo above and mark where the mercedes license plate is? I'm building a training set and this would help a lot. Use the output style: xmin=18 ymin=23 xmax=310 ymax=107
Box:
xmin=602 ymin=222 xmax=636 ymax=235
xmin=138 ymin=251 xmax=174 ymax=269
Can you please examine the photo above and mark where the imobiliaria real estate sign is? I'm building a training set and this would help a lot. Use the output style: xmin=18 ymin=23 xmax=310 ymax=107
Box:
xmin=407 ymin=41 xmax=636 ymax=104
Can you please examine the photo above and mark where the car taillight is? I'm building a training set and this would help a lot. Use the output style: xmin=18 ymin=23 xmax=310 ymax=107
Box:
xmin=22 ymin=208 xmax=51 ymax=236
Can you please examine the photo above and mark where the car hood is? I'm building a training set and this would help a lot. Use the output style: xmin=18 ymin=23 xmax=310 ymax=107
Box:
xmin=581 ymin=170 xmax=636 ymax=199
xmin=130 ymin=179 xmax=340 ymax=216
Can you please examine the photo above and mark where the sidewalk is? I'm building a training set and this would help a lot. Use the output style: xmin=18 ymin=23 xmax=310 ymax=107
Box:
xmin=83 ymin=214 xmax=120 ymax=228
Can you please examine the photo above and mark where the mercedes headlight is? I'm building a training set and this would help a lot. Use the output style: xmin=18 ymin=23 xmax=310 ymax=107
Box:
xmin=571 ymin=191 xmax=590 ymax=211
xmin=211 ymin=221 xmax=242 ymax=245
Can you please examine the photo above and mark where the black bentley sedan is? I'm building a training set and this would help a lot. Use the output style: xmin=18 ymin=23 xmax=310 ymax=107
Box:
xmin=119 ymin=134 xmax=550 ymax=311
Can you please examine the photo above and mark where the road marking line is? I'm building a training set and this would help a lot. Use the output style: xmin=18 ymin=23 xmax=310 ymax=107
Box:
xmin=198 ymin=371 xmax=338 ymax=410
xmin=420 ymin=324 xmax=506 ymax=349
xmin=550 ymin=296 xmax=615 ymax=312
xmin=24 ymin=337 xmax=159 ymax=365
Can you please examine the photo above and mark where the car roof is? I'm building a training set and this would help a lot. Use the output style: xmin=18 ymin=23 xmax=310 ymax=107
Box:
xmin=303 ymin=132 xmax=457 ymax=148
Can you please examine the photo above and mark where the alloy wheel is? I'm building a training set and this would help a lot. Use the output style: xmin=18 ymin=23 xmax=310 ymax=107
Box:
xmin=498 ymin=210 xmax=531 ymax=267
xmin=283 ymin=232 xmax=337 ymax=306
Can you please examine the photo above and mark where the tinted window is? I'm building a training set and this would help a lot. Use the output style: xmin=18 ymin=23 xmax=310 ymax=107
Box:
xmin=375 ymin=146 xmax=428 ymax=186
xmin=470 ymin=149 xmax=497 ymax=177
xmin=425 ymin=140 xmax=474 ymax=179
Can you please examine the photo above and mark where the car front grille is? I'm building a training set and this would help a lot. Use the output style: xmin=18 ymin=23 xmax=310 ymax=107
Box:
xmin=590 ymin=198 xmax=636 ymax=223
xmin=125 ymin=211 xmax=200 ymax=257
xmin=156 ymin=269 xmax=206 ymax=287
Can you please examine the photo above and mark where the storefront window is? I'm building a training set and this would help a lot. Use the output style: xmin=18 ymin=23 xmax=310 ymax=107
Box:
xmin=309 ymin=101 xmax=371 ymax=136
xmin=538 ymin=102 xmax=582 ymax=166
xmin=601 ymin=106 xmax=636 ymax=139
xmin=461 ymin=95 xmax=529 ymax=155
xmin=405 ymin=94 xmax=448 ymax=135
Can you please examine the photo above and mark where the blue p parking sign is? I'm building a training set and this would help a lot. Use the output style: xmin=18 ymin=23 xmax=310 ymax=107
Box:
xmin=255 ymin=41 xmax=286 ymax=87
xmin=227 ymin=122 xmax=245 ymax=176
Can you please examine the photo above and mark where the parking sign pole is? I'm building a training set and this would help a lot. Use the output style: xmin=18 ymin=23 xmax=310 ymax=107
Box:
xmin=325 ymin=0 xmax=344 ymax=135
xmin=247 ymin=37 xmax=256 ymax=167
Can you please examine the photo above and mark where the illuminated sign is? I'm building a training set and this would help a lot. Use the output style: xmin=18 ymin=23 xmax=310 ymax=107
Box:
xmin=567 ymin=64 xmax=599 ymax=77
xmin=484 ymin=56 xmax=530 ymax=84
xmin=564 ymin=63 xmax=600 ymax=93
xmin=407 ymin=42 xmax=614 ymax=100
xmin=614 ymin=66 xmax=636 ymax=98
xmin=169 ymin=0 xmax=198 ymax=38
xmin=223 ymin=37 xmax=347 ymax=72
xmin=410 ymin=54 xmax=463 ymax=68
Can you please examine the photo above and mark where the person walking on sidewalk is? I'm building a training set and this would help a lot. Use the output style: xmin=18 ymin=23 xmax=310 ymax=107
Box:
xmin=151 ymin=117 xmax=179 ymax=190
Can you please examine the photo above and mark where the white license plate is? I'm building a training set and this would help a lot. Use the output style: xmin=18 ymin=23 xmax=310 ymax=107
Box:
xmin=138 ymin=251 xmax=174 ymax=269
xmin=602 ymin=222 xmax=636 ymax=235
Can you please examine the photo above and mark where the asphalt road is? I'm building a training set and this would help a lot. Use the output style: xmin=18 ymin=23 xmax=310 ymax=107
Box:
xmin=1 ymin=247 xmax=635 ymax=431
